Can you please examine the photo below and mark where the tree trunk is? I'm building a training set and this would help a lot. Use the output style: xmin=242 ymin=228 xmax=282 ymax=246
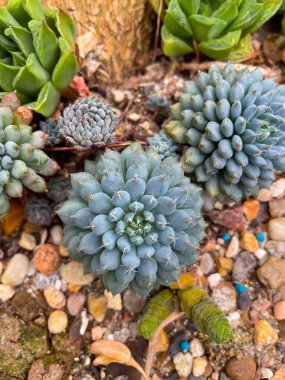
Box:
xmin=0 ymin=0 xmax=153 ymax=82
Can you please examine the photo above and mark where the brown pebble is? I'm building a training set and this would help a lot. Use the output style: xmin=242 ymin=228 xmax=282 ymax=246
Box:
xmin=44 ymin=288 xmax=66 ymax=309
xmin=34 ymin=244 xmax=61 ymax=275
xmin=67 ymin=293 xmax=86 ymax=316
xmin=274 ymin=301 xmax=285 ymax=320
xmin=226 ymin=356 xmax=256 ymax=380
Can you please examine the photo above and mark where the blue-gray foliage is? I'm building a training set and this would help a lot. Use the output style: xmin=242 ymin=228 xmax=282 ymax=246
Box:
xmin=165 ymin=64 xmax=285 ymax=201
xmin=57 ymin=143 xmax=205 ymax=295
xmin=147 ymin=130 xmax=179 ymax=159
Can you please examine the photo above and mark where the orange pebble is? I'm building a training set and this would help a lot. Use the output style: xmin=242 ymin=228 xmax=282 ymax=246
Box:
xmin=34 ymin=244 xmax=61 ymax=275
xmin=68 ymin=284 xmax=81 ymax=292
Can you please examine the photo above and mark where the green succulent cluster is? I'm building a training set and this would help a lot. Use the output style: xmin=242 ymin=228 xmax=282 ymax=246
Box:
xmin=57 ymin=143 xmax=205 ymax=296
xmin=0 ymin=92 xmax=59 ymax=218
xmin=150 ymin=0 xmax=282 ymax=60
xmin=0 ymin=0 xmax=78 ymax=117
xmin=165 ymin=64 xmax=285 ymax=201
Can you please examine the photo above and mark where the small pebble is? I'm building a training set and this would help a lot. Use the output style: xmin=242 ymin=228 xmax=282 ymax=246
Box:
xmin=256 ymin=232 xmax=266 ymax=243
xmin=18 ymin=231 xmax=36 ymax=250
xmin=261 ymin=368 xmax=274 ymax=379
xmin=2 ymin=254 xmax=29 ymax=286
xmin=254 ymin=248 xmax=267 ymax=260
xmin=180 ymin=340 xmax=190 ymax=352
xmin=113 ymin=327 xmax=130 ymax=343
xmin=216 ymin=257 xmax=233 ymax=276
xmin=267 ymin=218 xmax=285 ymax=241
xmin=91 ymin=326 xmax=107 ymax=341
xmin=61 ymin=261 xmax=94 ymax=285
xmin=222 ymin=232 xmax=231 ymax=242
xmin=48 ymin=310 xmax=68 ymax=334
xmin=212 ymin=282 xmax=237 ymax=314
xmin=200 ymin=253 xmax=215 ymax=274
xmin=254 ymin=320 xmax=278 ymax=345
xmin=44 ymin=287 xmax=66 ymax=309
xmin=257 ymin=256 xmax=285 ymax=289
xmin=207 ymin=273 xmax=222 ymax=289
xmin=270 ymin=178 xmax=285 ymax=198
xmin=0 ymin=284 xmax=15 ymax=302
xmin=169 ymin=332 xmax=190 ymax=356
xmin=243 ymin=198 xmax=259 ymax=221
xmin=173 ymin=352 xmax=193 ymax=378
xmin=226 ymin=236 xmax=240 ymax=258
xmin=232 ymin=251 xmax=257 ymax=282
xmin=228 ymin=311 xmax=241 ymax=328
xmin=50 ymin=225 xmax=63 ymax=245
xmin=87 ymin=293 xmax=107 ymax=322
xmin=226 ymin=356 xmax=256 ymax=380
xmin=67 ymin=293 xmax=86 ymax=316
xmin=123 ymin=288 xmax=146 ymax=313
xmin=258 ymin=188 xmax=271 ymax=202
xmin=274 ymin=300 xmax=285 ymax=320
xmin=104 ymin=290 xmax=122 ymax=311
xmin=34 ymin=244 xmax=61 ymax=275
xmin=237 ymin=293 xmax=251 ymax=311
xmin=192 ymin=357 xmax=208 ymax=377
xmin=235 ymin=284 xmax=247 ymax=294
xmin=190 ymin=338 xmax=205 ymax=357
xmin=240 ymin=232 xmax=259 ymax=253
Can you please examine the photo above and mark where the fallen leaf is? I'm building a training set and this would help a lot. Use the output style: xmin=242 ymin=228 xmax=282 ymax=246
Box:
xmin=0 ymin=200 xmax=25 ymax=236
xmin=90 ymin=340 xmax=147 ymax=379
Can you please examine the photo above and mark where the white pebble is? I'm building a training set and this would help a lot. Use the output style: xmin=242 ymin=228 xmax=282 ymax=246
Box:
xmin=0 ymin=284 xmax=15 ymax=302
xmin=2 ymin=254 xmax=29 ymax=286
xmin=254 ymin=248 xmax=267 ymax=260
xmin=190 ymin=338 xmax=205 ymax=357
xmin=48 ymin=310 xmax=68 ymax=334
xmin=173 ymin=352 xmax=193 ymax=377
xmin=261 ymin=368 xmax=273 ymax=379
xmin=50 ymin=225 xmax=63 ymax=245
xmin=207 ymin=273 xmax=222 ymax=289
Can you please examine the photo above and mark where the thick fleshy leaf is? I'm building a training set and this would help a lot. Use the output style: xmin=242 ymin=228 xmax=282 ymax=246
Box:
xmin=189 ymin=15 xmax=227 ymax=42
xmin=28 ymin=81 xmax=60 ymax=117
xmin=23 ymin=0 xmax=45 ymax=21
xmin=0 ymin=7 xmax=21 ymax=28
xmin=29 ymin=19 xmax=59 ymax=72
xmin=227 ymin=33 xmax=252 ymax=62
xmin=161 ymin=25 xmax=193 ymax=57
xmin=199 ymin=30 xmax=241 ymax=60
xmin=7 ymin=0 xmax=31 ymax=28
xmin=5 ymin=26 xmax=34 ymax=57
xmin=0 ymin=61 xmax=20 ymax=91
xmin=164 ymin=0 xmax=193 ymax=39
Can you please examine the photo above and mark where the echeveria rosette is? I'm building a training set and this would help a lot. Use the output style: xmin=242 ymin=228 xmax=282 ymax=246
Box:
xmin=165 ymin=64 xmax=285 ymax=201
xmin=57 ymin=143 xmax=205 ymax=296
xmin=58 ymin=97 xmax=118 ymax=150
xmin=147 ymin=130 xmax=179 ymax=159
xmin=151 ymin=0 xmax=282 ymax=61
xmin=39 ymin=119 xmax=62 ymax=147
xmin=0 ymin=0 xmax=78 ymax=117
xmin=0 ymin=93 xmax=59 ymax=218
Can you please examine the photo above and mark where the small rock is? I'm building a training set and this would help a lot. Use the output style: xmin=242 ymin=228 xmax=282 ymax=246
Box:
xmin=104 ymin=290 xmax=122 ymax=310
xmin=254 ymin=248 xmax=267 ymax=260
xmin=237 ymin=293 xmax=251 ymax=311
xmin=113 ymin=328 xmax=130 ymax=343
xmin=211 ymin=282 xmax=237 ymax=314
xmin=61 ymin=261 xmax=94 ymax=285
xmin=265 ymin=240 xmax=285 ymax=258
xmin=243 ymin=199 xmax=260 ymax=221
xmin=207 ymin=273 xmax=222 ymax=289
xmin=232 ymin=251 xmax=257 ymax=282
xmin=261 ymin=368 xmax=274 ymax=379
xmin=111 ymin=89 xmax=126 ymax=103
xmin=0 ymin=284 xmax=15 ymax=302
xmin=123 ymin=289 xmax=146 ymax=313
xmin=270 ymin=179 xmax=285 ymax=198
xmin=91 ymin=326 xmax=107 ymax=340
xmin=173 ymin=352 xmax=193 ymax=378
xmin=225 ymin=356 xmax=256 ymax=380
xmin=207 ymin=205 xmax=247 ymax=232
xmin=216 ymin=257 xmax=233 ymax=276
xmin=267 ymin=218 xmax=285 ymax=241
xmin=169 ymin=332 xmax=190 ymax=356
xmin=128 ymin=112 xmax=140 ymax=122
xmin=18 ymin=232 xmax=36 ymax=250
xmin=254 ymin=320 xmax=278 ymax=345
xmin=258 ymin=188 xmax=271 ymax=202
xmin=2 ymin=254 xmax=29 ymax=286
xmin=226 ymin=236 xmax=240 ymax=258
xmin=240 ymin=232 xmax=259 ymax=253
xmin=34 ymin=244 xmax=61 ymax=275
xmin=190 ymin=338 xmax=205 ymax=357
xmin=87 ymin=293 xmax=107 ymax=322
xmin=257 ymin=256 xmax=285 ymax=289
xmin=228 ymin=311 xmax=241 ymax=328
xmin=192 ymin=357 xmax=208 ymax=377
xmin=49 ymin=225 xmax=63 ymax=245
xmin=200 ymin=253 xmax=215 ymax=274
xmin=28 ymin=358 xmax=64 ymax=380
xmin=269 ymin=198 xmax=285 ymax=218
xmin=11 ymin=291 xmax=40 ymax=321
xmin=271 ymin=368 xmax=285 ymax=380
xmin=274 ymin=301 xmax=285 ymax=320
xmin=67 ymin=293 xmax=86 ymax=316
xmin=48 ymin=310 xmax=68 ymax=334
xmin=44 ymin=287 xmax=66 ymax=309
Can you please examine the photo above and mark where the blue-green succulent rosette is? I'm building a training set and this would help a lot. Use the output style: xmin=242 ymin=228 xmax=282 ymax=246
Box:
xmin=57 ymin=143 xmax=206 ymax=296
xmin=165 ymin=64 xmax=285 ymax=201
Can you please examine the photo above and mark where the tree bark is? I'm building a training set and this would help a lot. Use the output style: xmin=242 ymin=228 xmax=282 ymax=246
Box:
xmin=0 ymin=0 xmax=153 ymax=82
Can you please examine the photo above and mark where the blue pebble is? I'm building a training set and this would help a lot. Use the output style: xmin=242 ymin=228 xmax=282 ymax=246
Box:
xmin=235 ymin=284 xmax=247 ymax=294
xmin=180 ymin=340 xmax=190 ymax=352
xmin=256 ymin=232 xmax=265 ymax=243
xmin=222 ymin=232 xmax=231 ymax=242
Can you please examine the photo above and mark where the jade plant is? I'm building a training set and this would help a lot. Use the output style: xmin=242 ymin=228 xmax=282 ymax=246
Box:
xmin=57 ymin=142 xmax=205 ymax=296
xmin=0 ymin=92 xmax=59 ymax=218
xmin=165 ymin=64 xmax=285 ymax=201
xmin=150 ymin=0 xmax=282 ymax=60
xmin=58 ymin=97 xmax=118 ymax=150
xmin=0 ymin=0 xmax=78 ymax=117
